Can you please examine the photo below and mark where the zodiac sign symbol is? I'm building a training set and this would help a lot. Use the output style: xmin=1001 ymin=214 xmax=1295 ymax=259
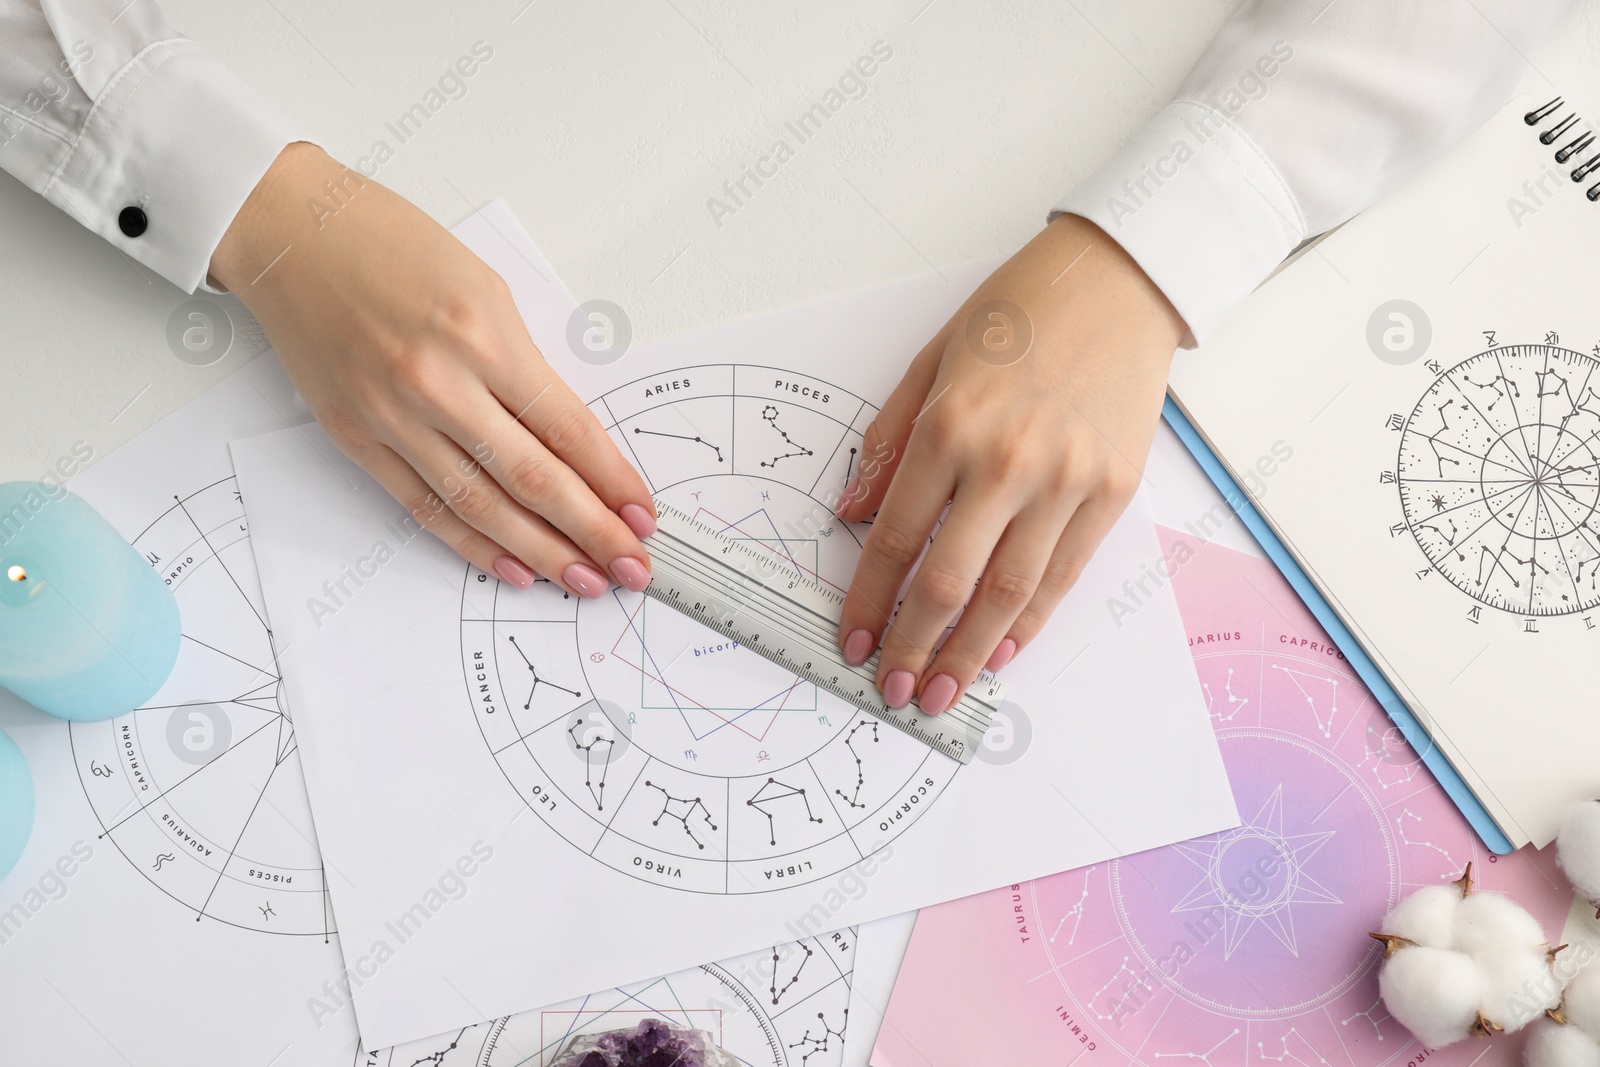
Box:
xmin=590 ymin=652 xmax=605 ymax=662
xmin=645 ymin=781 xmax=717 ymax=849
xmin=152 ymin=853 xmax=175 ymax=871
xmin=259 ymin=902 xmax=276 ymax=922
xmin=758 ymin=406 xmax=814 ymax=469
xmin=89 ymin=761 xmax=112 ymax=778
xmin=757 ymin=750 xmax=772 ymax=762
xmin=748 ymin=778 xmax=824 ymax=846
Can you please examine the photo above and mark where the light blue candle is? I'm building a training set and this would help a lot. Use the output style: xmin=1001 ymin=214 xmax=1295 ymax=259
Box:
xmin=0 ymin=726 xmax=31 ymax=879
xmin=0 ymin=482 xmax=181 ymax=722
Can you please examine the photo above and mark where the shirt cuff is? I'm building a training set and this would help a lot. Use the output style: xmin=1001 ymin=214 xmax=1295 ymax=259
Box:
xmin=1050 ymin=100 xmax=1304 ymax=346
xmin=40 ymin=37 xmax=306 ymax=294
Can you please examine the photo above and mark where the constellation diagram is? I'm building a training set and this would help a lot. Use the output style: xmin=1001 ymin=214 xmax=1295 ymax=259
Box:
xmin=507 ymin=634 xmax=582 ymax=710
xmin=1357 ymin=722 xmax=1423 ymax=790
xmin=1256 ymin=1028 xmax=1334 ymax=1067
xmin=1088 ymin=957 xmax=1157 ymax=1024
xmin=1395 ymin=808 xmax=1460 ymax=874
xmin=464 ymin=366 xmax=962 ymax=894
xmin=567 ymin=707 xmax=621 ymax=811
xmin=354 ymin=932 xmax=858 ymax=1067
xmin=1395 ymin=342 xmax=1600 ymax=616
xmin=1203 ymin=668 xmax=1249 ymax=723
xmin=1340 ymin=993 xmax=1393 ymax=1040
xmin=633 ymin=425 xmax=725 ymax=463
xmin=1048 ymin=865 xmax=1096 ymax=946
xmin=786 ymin=1011 xmax=847 ymax=1067
xmin=352 ymin=1028 xmax=466 ymax=1067
xmin=759 ymin=405 xmax=815 ymax=468
xmin=768 ymin=941 xmax=813 ymax=1005
xmin=1269 ymin=664 xmax=1340 ymax=739
xmin=748 ymin=779 xmax=824 ymax=847
xmin=70 ymin=477 xmax=333 ymax=938
xmin=832 ymin=721 xmax=877 ymax=808
xmin=1151 ymin=1029 xmax=1239 ymax=1067
xmin=646 ymin=781 xmax=718 ymax=849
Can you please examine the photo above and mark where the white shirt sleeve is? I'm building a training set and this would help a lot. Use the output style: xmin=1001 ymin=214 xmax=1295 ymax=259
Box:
xmin=1053 ymin=0 xmax=1571 ymax=344
xmin=0 ymin=0 xmax=307 ymax=293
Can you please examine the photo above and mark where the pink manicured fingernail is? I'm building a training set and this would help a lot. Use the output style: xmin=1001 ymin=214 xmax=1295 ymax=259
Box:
xmin=610 ymin=556 xmax=651 ymax=593
xmin=986 ymin=637 xmax=1018 ymax=672
xmin=883 ymin=669 xmax=915 ymax=709
xmin=920 ymin=673 xmax=960 ymax=716
xmin=620 ymin=503 xmax=657 ymax=539
xmin=843 ymin=628 xmax=875 ymax=666
xmin=834 ymin=477 xmax=860 ymax=518
xmin=493 ymin=555 xmax=536 ymax=589
xmin=562 ymin=562 xmax=609 ymax=598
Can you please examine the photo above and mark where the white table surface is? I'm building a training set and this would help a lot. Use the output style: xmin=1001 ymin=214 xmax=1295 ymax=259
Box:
xmin=8 ymin=0 xmax=1597 ymax=481
xmin=5 ymin=8 xmax=1600 ymax=1062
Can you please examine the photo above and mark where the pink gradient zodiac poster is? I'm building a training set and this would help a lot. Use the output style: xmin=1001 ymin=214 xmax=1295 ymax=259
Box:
xmin=873 ymin=529 xmax=1572 ymax=1067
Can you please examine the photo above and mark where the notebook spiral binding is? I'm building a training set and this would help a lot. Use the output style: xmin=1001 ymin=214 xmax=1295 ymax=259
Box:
xmin=1525 ymin=97 xmax=1600 ymax=199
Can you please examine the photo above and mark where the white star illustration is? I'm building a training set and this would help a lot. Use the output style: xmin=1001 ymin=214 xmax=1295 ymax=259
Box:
xmin=1168 ymin=785 xmax=1341 ymax=960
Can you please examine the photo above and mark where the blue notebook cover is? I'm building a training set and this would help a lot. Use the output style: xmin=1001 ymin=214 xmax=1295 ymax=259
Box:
xmin=1162 ymin=397 xmax=1514 ymax=855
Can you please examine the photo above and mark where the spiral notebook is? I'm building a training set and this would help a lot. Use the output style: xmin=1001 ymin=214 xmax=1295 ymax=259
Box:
xmin=1166 ymin=95 xmax=1600 ymax=852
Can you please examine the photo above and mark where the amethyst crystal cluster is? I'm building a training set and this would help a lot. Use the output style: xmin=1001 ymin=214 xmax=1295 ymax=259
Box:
xmin=551 ymin=1019 xmax=739 ymax=1067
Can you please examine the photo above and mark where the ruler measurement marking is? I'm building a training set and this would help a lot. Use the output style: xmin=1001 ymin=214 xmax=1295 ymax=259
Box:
xmin=647 ymin=535 xmax=844 ymax=651
xmin=651 ymin=543 xmax=997 ymax=734
xmin=641 ymin=502 xmax=1001 ymax=763
xmin=645 ymin=547 xmax=996 ymax=737
xmin=652 ymin=553 xmax=841 ymax=660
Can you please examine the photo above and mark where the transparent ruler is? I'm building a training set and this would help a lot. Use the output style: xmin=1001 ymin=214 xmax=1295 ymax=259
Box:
xmin=641 ymin=501 xmax=1004 ymax=764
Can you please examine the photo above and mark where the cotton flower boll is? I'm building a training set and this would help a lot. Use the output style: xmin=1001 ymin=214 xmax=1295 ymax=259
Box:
xmin=1524 ymin=1018 xmax=1600 ymax=1067
xmin=1557 ymin=800 xmax=1600 ymax=915
xmin=1476 ymin=947 xmax=1562 ymax=1032
xmin=1454 ymin=891 xmax=1550 ymax=958
xmin=1380 ymin=945 xmax=1486 ymax=1048
xmin=1373 ymin=867 xmax=1561 ymax=1048
xmin=1563 ymin=962 xmax=1600 ymax=1039
xmin=1383 ymin=884 xmax=1465 ymax=948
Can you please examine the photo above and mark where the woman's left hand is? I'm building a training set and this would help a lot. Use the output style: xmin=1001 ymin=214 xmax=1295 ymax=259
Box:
xmin=834 ymin=213 xmax=1187 ymax=715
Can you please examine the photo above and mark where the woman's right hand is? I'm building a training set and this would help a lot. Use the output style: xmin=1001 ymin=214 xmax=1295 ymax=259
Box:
xmin=209 ymin=143 xmax=656 ymax=598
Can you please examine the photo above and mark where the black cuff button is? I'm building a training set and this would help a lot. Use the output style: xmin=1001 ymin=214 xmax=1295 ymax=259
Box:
xmin=118 ymin=206 xmax=148 ymax=238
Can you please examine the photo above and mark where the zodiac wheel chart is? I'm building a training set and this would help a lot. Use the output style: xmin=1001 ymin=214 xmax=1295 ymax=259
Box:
xmin=1026 ymin=619 xmax=1506 ymax=1065
xmin=69 ymin=476 xmax=334 ymax=937
xmin=1395 ymin=341 xmax=1600 ymax=617
xmin=356 ymin=932 xmax=854 ymax=1067
xmin=461 ymin=364 xmax=961 ymax=893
